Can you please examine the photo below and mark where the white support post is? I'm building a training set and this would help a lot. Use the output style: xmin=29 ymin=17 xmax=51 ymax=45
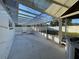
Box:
xmin=58 ymin=18 xmax=62 ymax=44
xmin=46 ymin=24 xmax=48 ymax=40
xmin=64 ymin=19 xmax=67 ymax=38
xmin=65 ymin=19 xmax=75 ymax=59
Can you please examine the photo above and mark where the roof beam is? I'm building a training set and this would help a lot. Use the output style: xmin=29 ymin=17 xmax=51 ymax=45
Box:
xmin=18 ymin=16 xmax=33 ymax=19
xmin=18 ymin=17 xmax=32 ymax=19
xmin=62 ymin=1 xmax=79 ymax=16
xmin=18 ymin=17 xmax=30 ymax=19
xmin=18 ymin=17 xmax=33 ymax=20
xmin=60 ymin=11 xmax=79 ymax=18
xmin=18 ymin=13 xmax=35 ymax=18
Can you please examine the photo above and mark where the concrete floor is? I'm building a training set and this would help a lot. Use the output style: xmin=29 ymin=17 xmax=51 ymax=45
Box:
xmin=8 ymin=32 xmax=66 ymax=59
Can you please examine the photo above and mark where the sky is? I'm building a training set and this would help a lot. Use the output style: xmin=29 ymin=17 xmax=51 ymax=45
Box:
xmin=72 ymin=19 xmax=79 ymax=24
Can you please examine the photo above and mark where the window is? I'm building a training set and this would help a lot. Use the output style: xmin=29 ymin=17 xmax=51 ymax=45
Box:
xmin=9 ymin=20 xmax=13 ymax=30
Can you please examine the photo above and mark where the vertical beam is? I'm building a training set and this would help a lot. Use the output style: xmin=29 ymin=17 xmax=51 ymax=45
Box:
xmin=66 ymin=38 xmax=75 ymax=59
xmin=46 ymin=24 xmax=48 ymax=40
xmin=58 ymin=18 xmax=62 ymax=44
xmin=65 ymin=18 xmax=69 ymax=59
xmin=65 ymin=19 xmax=75 ymax=59
xmin=64 ymin=19 xmax=67 ymax=38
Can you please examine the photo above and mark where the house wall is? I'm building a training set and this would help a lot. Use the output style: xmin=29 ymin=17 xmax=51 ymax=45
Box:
xmin=0 ymin=3 xmax=15 ymax=59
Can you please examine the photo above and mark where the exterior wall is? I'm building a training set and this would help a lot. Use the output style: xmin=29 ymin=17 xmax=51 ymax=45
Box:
xmin=0 ymin=3 xmax=15 ymax=59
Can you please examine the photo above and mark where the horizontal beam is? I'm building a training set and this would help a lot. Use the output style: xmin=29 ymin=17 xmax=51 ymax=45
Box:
xmin=18 ymin=13 xmax=35 ymax=18
xmin=18 ymin=17 xmax=31 ymax=20
xmin=18 ymin=18 xmax=32 ymax=20
xmin=18 ymin=16 xmax=33 ymax=19
xmin=60 ymin=11 xmax=79 ymax=18
xmin=18 ymin=17 xmax=33 ymax=20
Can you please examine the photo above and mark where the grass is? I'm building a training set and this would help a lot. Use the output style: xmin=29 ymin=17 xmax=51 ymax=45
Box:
xmin=63 ymin=32 xmax=79 ymax=37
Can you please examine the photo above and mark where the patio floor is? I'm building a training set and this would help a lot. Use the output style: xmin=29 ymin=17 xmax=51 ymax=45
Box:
xmin=8 ymin=32 xmax=66 ymax=59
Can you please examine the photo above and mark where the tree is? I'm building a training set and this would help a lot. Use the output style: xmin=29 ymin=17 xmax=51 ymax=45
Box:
xmin=50 ymin=20 xmax=59 ymax=26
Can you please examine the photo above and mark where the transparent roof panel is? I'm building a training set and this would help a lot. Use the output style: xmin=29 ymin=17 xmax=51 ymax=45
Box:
xmin=18 ymin=10 xmax=36 ymax=17
xmin=18 ymin=14 xmax=34 ymax=19
xmin=19 ymin=4 xmax=41 ymax=15
xmin=40 ymin=14 xmax=53 ymax=21
xmin=18 ymin=3 xmax=53 ymax=25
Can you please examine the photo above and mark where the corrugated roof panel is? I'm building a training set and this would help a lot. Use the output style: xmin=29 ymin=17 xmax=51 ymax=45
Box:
xmin=65 ymin=0 xmax=78 ymax=7
xmin=55 ymin=7 xmax=68 ymax=17
xmin=45 ymin=0 xmax=78 ymax=18
xmin=45 ymin=3 xmax=62 ymax=17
